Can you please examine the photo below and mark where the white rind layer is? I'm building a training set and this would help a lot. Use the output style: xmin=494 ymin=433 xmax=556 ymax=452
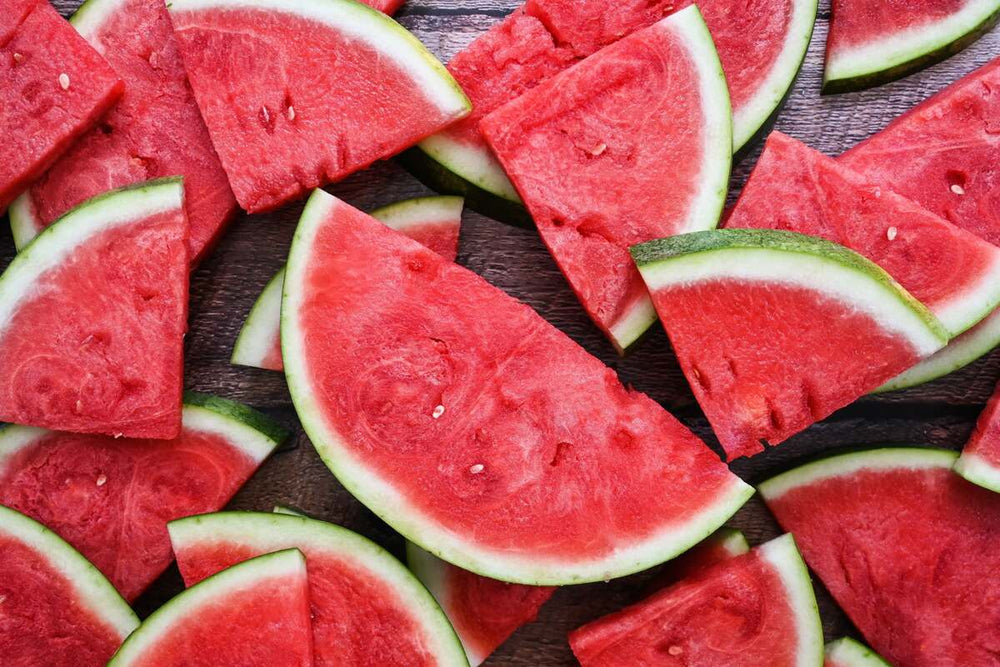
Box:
xmin=825 ymin=637 xmax=891 ymax=666
xmin=371 ymin=195 xmax=464 ymax=232
xmin=953 ymin=451 xmax=1000 ymax=493
xmin=417 ymin=134 xmax=522 ymax=203
xmin=758 ymin=534 xmax=825 ymax=667
xmin=230 ymin=268 xmax=285 ymax=369
xmin=934 ymin=251 xmax=1000 ymax=337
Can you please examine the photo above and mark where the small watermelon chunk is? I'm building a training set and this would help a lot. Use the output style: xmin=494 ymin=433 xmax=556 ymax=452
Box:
xmin=632 ymin=229 xmax=949 ymax=460
xmin=824 ymin=637 xmax=890 ymax=667
xmin=282 ymin=189 xmax=753 ymax=585
xmin=644 ymin=527 xmax=749 ymax=592
xmin=0 ymin=504 xmax=139 ymax=666
xmin=0 ymin=393 xmax=286 ymax=601
xmin=0 ymin=179 xmax=188 ymax=439
xmin=760 ymin=448 xmax=1000 ymax=666
xmin=481 ymin=6 xmax=732 ymax=352
xmin=366 ymin=0 xmax=405 ymax=14
xmin=167 ymin=0 xmax=470 ymax=213
xmin=0 ymin=0 xmax=124 ymax=211
xmin=168 ymin=511 xmax=468 ymax=666
xmin=954 ymin=379 xmax=1000 ymax=492
xmin=568 ymin=534 xmax=823 ymax=665
xmin=108 ymin=549 xmax=314 ymax=666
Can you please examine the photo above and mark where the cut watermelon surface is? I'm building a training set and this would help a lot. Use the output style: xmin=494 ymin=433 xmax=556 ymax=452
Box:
xmin=0 ymin=179 xmax=188 ymax=439
xmin=481 ymin=6 xmax=732 ymax=352
xmin=282 ymin=189 xmax=753 ymax=584
xmin=568 ymin=534 xmax=824 ymax=666
xmin=824 ymin=637 xmax=890 ymax=667
xmin=169 ymin=512 xmax=468 ymax=666
xmin=0 ymin=0 xmax=124 ymax=212
xmin=760 ymin=448 xmax=1000 ymax=666
xmin=167 ymin=0 xmax=471 ymax=213
xmin=108 ymin=549 xmax=314 ymax=666
xmin=632 ymin=229 xmax=949 ymax=460
xmin=8 ymin=0 xmax=237 ymax=263
xmin=644 ymin=527 xmax=749 ymax=593
xmin=0 ymin=394 xmax=285 ymax=601
xmin=954 ymin=379 xmax=1000 ymax=492
xmin=0 ymin=504 xmax=139 ymax=667
xmin=726 ymin=132 xmax=1000 ymax=337
xmin=232 ymin=195 xmax=463 ymax=371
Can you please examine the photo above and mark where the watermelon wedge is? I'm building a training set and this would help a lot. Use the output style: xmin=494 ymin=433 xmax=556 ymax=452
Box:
xmin=954 ymin=379 xmax=1000 ymax=492
xmin=282 ymin=189 xmax=753 ymax=584
xmin=168 ymin=511 xmax=468 ymax=666
xmin=8 ymin=0 xmax=238 ymax=264
xmin=0 ymin=178 xmax=188 ymax=439
xmin=760 ymin=448 xmax=1000 ymax=666
xmin=167 ymin=0 xmax=471 ymax=213
xmin=0 ymin=393 xmax=286 ymax=601
xmin=726 ymin=132 xmax=1000 ymax=337
xmin=108 ymin=549 xmax=314 ymax=666
xmin=0 ymin=0 xmax=124 ymax=212
xmin=406 ymin=541 xmax=555 ymax=666
xmin=0 ymin=504 xmax=139 ymax=666
xmin=481 ymin=6 xmax=732 ymax=353
xmin=644 ymin=527 xmax=749 ymax=592
xmin=824 ymin=638 xmax=890 ymax=667
xmin=232 ymin=195 xmax=463 ymax=371
xmin=568 ymin=534 xmax=824 ymax=666
xmin=632 ymin=229 xmax=949 ymax=460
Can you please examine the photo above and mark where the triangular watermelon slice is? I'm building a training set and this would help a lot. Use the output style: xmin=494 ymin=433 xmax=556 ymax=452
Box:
xmin=282 ymin=189 xmax=753 ymax=585
xmin=632 ymin=229 xmax=949 ymax=460
xmin=0 ymin=393 xmax=286 ymax=601
xmin=0 ymin=504 xmax=139 ymax=666
xmin=481 ymin=6 xmax=733 ymax=353
xmin=8 ymin=0 xmax=238 ymax=264
xmin=760 ymin=448 xmax=1000 ymax=666
xmin=954 ymin=379 xmax=1000 ymax=492
xmin=232 ymin=195 xmax=463 ymax=371
xmin=824 ymin=637 xmax=890 ymax=667
xmin=108 ymin=549 xmax=314 ymax=666
xmin=568 ymin=534 xmax=824 ymax=665
xmin=0 ymin=178 xmax=188 ymax=439
xmin=166 ymin=0 xmax=471 ymax=213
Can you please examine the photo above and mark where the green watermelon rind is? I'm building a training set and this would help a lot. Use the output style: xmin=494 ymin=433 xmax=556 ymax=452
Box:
xmin=167 ymin=511 xmax=470 ymax=666
xmin=825 ymin=636 xmax=892 ymax=666
xmin=757 ymin=534 xmax=825 ymax=667
xmin=369 ymin=195 xmax=465 ymax=232
xmin=953 ymin=450 xmax=1000 ymax=494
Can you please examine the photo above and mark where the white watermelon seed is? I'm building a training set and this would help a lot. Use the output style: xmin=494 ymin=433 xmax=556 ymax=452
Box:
xmin=951 ymin=184 xmax=965 ymax=195
xmin=432 ymin=404 xmax=445 ymax=419
xmin=59 ymin=73 xmax=70 ymax=90
xmin=469 ymin=464 xmax=484 ymax=474
xmin=590 ymin=143 xmax=607 ymax=156
xmin=96 ymin=474 xmax=107 ymax=487
xmin=886 ymin=226 xmax=897 ymax=241
xmin=13 ymin=53 xmax=23 ymax=63
xmin=0 ymin=595 xmax=5 ymax=604
xmin=261 ymin=106 xmax=270 ymax=124
xmin=668 ymin=646 xmax=683 ymax=656
xmin=288 ymin=106 xmax=296 ymax=121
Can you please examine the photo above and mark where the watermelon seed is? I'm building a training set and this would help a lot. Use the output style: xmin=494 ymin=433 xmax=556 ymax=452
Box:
xmin=951 ymin=184 xmax=966 ymax=195
xmin=96 ymin=474 xmax=107 ymax=487
xmin=432 ymin=404 xmax=445 ymax=419
xmin=288 ymin=106 xmax=296 ymax=121
xmin=590 ymin=143 xmax=607 ymax=156
xmin=668 ymin=646 xmax=683 ymax=656
xmin=887 ymin=226 xmax=897 ymax=241
xmin=58 ymin=73 xmax=70 ymax=90
xmin=469 ymin=464 xmax=485 ymax=474
xmin=12 ymin=53 xmax=22 ymax=63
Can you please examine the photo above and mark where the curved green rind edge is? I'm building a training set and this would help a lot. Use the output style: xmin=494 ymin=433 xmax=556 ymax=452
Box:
xmin=711 ymin=526 xmax=750 ymax=556
xmin=369 ymin=194 xmax=465 ymax=224
xmin=181 ymin=391 xmax=290 ymax=446
xmin=230 ymin=268 xmax=286 ymax=369
xmin=825 ymin=637 xmax=892 ymax=667
xmin=953 ymin=451 xmax=1000 ymax=494
xmin=759 ymin=534 xmax=825 ymax=667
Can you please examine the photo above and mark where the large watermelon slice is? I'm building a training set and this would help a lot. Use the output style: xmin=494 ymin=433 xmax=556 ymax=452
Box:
xmin=0 ymin=178 xmax=187 ymax=439
xmin=954 ymin=379 xmax=1000 ymax=492
xmin=108 ymin=549 xmax=314 ymax=666
xmin=232 ymin=195 xmax=463 ymax=371
xmin=824 ymin=637 xmax=890 ymax=667
xmin=726 ymin=131 xmax=1000 ymax=337
xmin=760 ymin=448 xmax=1000 ymax=666
xmin=568 ymin=534 xmax=824 ymax=665
xmin=0 ymin=393 xmax=286 ymax=601
xmin=8 ymin=0 xmax=238 ymax=264
xmin=632 ymin=229 xmax=949 ymax=460
xmin=0 ymin=0 xmax=124 ymax=212
xmin=0 ymin=504 xmax=139 ymax=666
xmin=168 ymin=511 xmax=468 ymax=666
xmin=167 ymin=0 xmax=471 ymax=213
xmin=282 ymin=189 xmax=753 ymax=584
xmin=481 ymin=6 xmax=732 ymax=353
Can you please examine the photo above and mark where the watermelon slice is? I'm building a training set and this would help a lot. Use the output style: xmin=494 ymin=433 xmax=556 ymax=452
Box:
xmin=282 ymin=189 xmax=753 ymax=584
xmin=632 ymin=229 xmax=949 ymax=460
xmin=167 ymin=0 xmax=470 ymax=213
xmin=168 ymin=511 xmax=468 ymax=666
xmin=8 ymin=0 xmax=238 ymax=264
xmin=760 ymin=448 xmax=1000 ymax=666
xmin=0 ymin=178 xmax=188 ymax=439
xmin=954 ymin=379 xmax=1000 ymax=492
xmin=0 ymin=393 xmax=286 ymax=601
xmin=108 ymin=549 xmax=314 ymax=666
xmin=824 ymin=637 xmax=890 ymax=667
xmin=232 ymin=195 xmax=464 ymax=372
xmin=363 ymin=0 xmax=404 ymax=14
xmin=0 ymin=0 xmax=124 ymax=212
xmin=568 ymin=534 xmax=824 ymax=665
xmin=481 ymin=6 xmax=732 ymax=352
xmin=726 ymin=132 xmax=1000 ymax=337
xmin=644 ymin=527 xmax=749 ymax=592
xmin=0 ymin=504 xmax=139 ymax=666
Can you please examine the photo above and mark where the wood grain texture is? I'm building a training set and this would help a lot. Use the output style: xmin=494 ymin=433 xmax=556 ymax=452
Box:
xmin=11 ymin=0 xmax=1000 ymax=663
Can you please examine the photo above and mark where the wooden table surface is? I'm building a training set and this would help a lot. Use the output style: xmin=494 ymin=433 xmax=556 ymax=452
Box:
xmin=20 ymin=0 xmax=1000 ymax=663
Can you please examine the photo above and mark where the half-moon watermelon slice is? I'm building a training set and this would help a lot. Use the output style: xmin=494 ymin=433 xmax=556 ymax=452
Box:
xmin=0 ymin=504 xmax=139 ymax=666
xmin=0 ymin=393 xmax=286 ymax=601
xmin=108 ymin=549 xmax=314 ymax=666
xmin=824 ymin=637 xmax=890 ymax=667
xmin=167 ymin=0 xmax=470 ymax=213
xmin=481 ymin=6 xmax=732 ymax=353
xmin=232 ymin=195 xmax=463 ymax=371
xmin=0 ymin=178 xmax=188 ymax=439
xmin=568 ymin=534 xmax=824 ymax=666
xmin=760 ymin=448 xmax=1000 ymax=666
xmin=282 ymin=189 xmax=753 ymax=585
xmin=632 ymin=229 xmax=949 ymax=460
xmin=954 ymin=379 xmax=1000 ymax=492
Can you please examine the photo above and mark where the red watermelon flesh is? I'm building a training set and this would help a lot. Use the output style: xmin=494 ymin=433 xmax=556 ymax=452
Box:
xmin=0 ymin=0 xmax=124 ymax=212
xmin=366 ymin=0 xmax=405 ymax=14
